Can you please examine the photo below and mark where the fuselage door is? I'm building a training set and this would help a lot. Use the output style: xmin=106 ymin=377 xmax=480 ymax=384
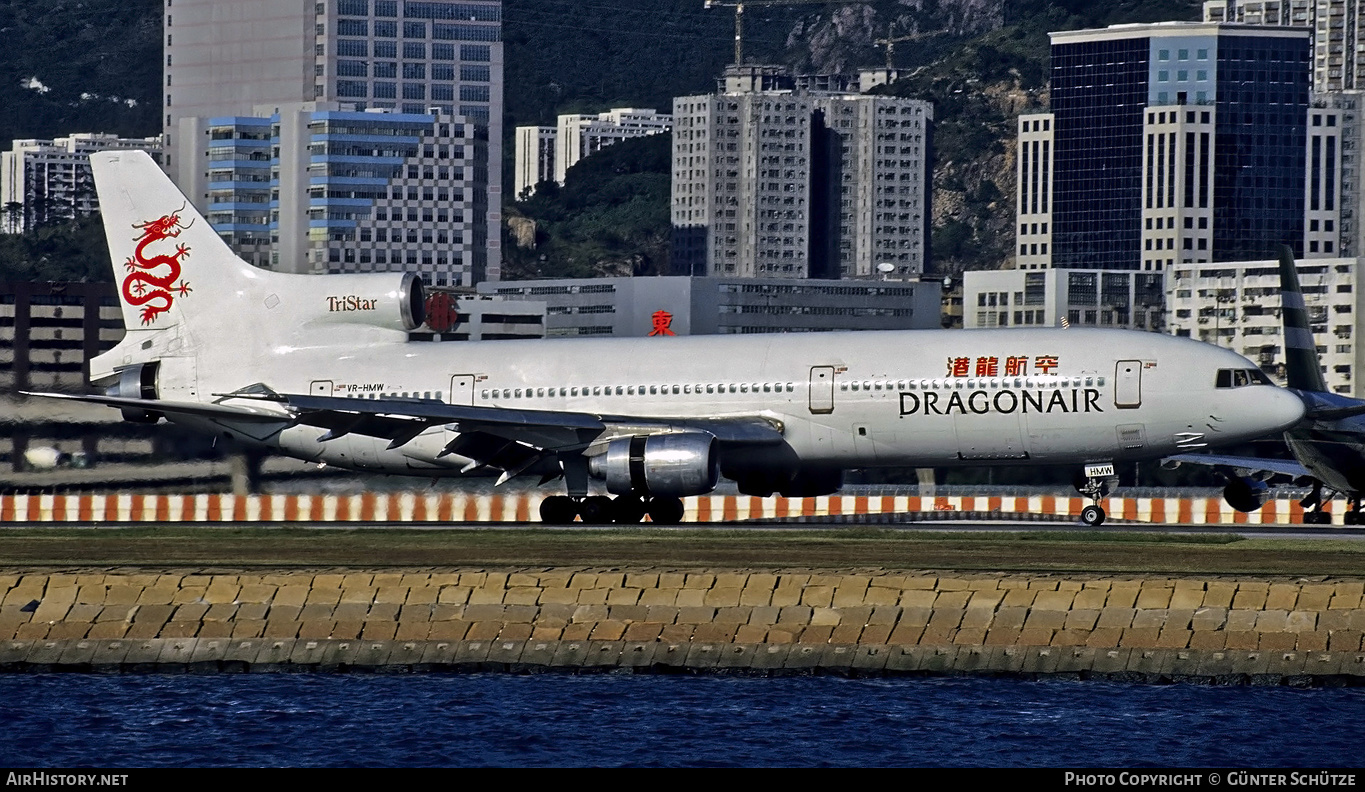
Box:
xmin=809 ymin=366 xmax=834 ymax=414
xmin=310 ymin=380 xmax=333 ymax=396
xmin=1114 ymin=360 xmax=1141 ymax=409
xmin=450 ymin=374 xmax=475 ymax=406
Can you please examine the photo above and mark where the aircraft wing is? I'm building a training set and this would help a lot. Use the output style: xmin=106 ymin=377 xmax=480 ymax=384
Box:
xmin=20 ymin=391 xmax=293 ymax=422
xmin=274 ymin=392 xmax=787 ymax=451
xmin=1165 ymin=452 xmax=1311 ymax=479
xmin=23 ymin=389 xmax=785 ymax=481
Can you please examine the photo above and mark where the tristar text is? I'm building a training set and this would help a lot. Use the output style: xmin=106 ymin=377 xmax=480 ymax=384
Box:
xmin=899 ymin=387 xmax=1104 ymax=416
xmin=326 ymin=295 xmax=378 ymax=311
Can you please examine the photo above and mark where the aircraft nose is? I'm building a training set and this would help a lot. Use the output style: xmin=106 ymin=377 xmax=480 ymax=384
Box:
xmin=1256 ymin=387 xmax=1307 ymax=433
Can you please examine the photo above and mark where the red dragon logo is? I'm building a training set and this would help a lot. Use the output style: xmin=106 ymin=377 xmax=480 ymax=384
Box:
xmin=122 ymin=207 xmax=194 ymax=325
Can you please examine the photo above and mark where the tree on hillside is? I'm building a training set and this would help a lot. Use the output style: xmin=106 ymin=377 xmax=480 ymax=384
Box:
xmin=503 ymin=133 xmax=673 ymax=280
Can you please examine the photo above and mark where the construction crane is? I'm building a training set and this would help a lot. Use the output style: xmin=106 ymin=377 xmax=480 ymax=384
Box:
xmin=874 ymin=32 xmax=936 ymax=70
xmin=704 ymin=0 xmax=856 ymax=66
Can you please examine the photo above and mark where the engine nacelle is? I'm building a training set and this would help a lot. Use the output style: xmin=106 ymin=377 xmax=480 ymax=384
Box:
xmin=289 ymin=271 xmax=425 ymax=332
xmin=588 ymin=433 xmax=720 ymax=497
xmin=106 ymin=362 xmax=161 ymax=423
xmin=1223 ymin=477 xmax=1269 ymax=513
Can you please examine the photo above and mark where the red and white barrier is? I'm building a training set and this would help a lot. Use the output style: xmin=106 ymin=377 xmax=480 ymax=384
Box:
xmin=0 ymin=492 xmax=1339 ymax=524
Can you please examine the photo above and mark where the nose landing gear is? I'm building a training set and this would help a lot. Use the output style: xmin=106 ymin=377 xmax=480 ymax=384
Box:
xmin=1075 ymin=463 xmax=1117 ymax=527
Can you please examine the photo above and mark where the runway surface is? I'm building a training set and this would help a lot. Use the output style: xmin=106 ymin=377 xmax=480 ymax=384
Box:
xmin=2 ymin=519 xmax=1364 ymax=575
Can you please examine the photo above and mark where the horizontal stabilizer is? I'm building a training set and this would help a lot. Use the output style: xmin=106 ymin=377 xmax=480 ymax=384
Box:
xmin=21 ymin=391 xmax=292 ymax=423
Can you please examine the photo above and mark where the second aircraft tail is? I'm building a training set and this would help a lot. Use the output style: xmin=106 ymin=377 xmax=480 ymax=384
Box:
xmin=1277 ymin=244 xmax=1330 ymax=393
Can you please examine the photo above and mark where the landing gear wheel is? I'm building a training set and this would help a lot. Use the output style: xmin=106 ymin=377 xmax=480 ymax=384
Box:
xmin=1080 ymin=504 xmax=1106 ymax=527
xmin=646 ymin=496 xmax=685 ymax=525
xmin=611 ymin=495 xmax=646 ymax=524
xmin=539 ymin=495 xmax=577 ymax=525
xmin=578 ymin=495 xmax=615 ymax=525
xmin=1305 ymin=510 xmax=1333 ymax=525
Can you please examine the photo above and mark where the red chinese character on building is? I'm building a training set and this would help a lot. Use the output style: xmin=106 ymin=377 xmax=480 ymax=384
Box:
xmin=975 ymin=356 xmax=999 ymax=377
xmin=1035 ymin=354 xmax=1060 ymax=374
xmin=947 ymin=357 xmax=970 ymax=377
xmin=649 ymin=310 xmax=676 ymax=336
xmin=1005 ymin=355 xmax=1029 ymax=376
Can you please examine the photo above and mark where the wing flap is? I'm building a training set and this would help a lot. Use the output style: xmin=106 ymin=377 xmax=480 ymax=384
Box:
xmin=1166 ymin=453 xmax=1311 ymax=479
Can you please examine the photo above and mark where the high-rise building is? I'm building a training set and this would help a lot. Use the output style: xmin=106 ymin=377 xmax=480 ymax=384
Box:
xmin=0 ymin=134 xmax=162 ymax=234
xmin=513 ymin=108 xmax=672 ymax=199
xmin=181 ymin=104 xmax=485 ymax=285
xmin=164 ymin=0 xmax=503 ymax=283
xmin=671 ymin=66 xmax=932 ymax=280
xmin=1204 ymin=1 xmax=1359 ymax=91
xmin=1016 ymin=22 xmax=1314 ymax=271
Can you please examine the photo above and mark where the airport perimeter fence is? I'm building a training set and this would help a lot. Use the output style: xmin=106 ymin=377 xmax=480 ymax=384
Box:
xmin=0 ymin=489 xmax=1343 ymax=526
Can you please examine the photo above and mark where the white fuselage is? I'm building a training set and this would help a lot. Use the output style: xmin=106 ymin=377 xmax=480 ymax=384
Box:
xmin=139 ymin=326 xmax=1304 ymax=477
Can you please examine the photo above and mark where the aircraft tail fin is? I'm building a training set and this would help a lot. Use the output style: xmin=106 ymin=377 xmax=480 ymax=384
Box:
xmin=92 ymin=150 xmax=257 ymax=333
xmin=1277 ymin=244 xmax=1329 ymax=393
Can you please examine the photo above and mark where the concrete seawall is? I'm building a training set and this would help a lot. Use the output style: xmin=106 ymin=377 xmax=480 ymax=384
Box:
xmin=4 ymin=569 xmax=1365 ymax=682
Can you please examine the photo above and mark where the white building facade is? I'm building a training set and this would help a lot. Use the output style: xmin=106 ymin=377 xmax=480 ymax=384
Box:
xmin=1167 ymin=256 xmax=1362 ymax=394
xmin=963 ymin=269 xmax=1168 ymax=332
xmin=1 ymin=134 xmax=162 ymax=234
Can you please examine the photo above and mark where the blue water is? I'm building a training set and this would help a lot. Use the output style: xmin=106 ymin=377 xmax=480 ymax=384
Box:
xmin=1 ymin=674 xmax=1361 ymax=767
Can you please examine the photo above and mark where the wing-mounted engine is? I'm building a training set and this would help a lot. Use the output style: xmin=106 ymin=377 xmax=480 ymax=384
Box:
xmin=287 ymin=271 xmax=426 ymax=332
xmin=587 ymin=433 xmax=720 ymax=497
xmin=1223 ymin=476 xmax=1269 ymax=513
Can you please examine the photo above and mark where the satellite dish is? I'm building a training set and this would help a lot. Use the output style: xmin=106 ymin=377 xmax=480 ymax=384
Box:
xmin=876 ymin=262 xmax=895 ymax=274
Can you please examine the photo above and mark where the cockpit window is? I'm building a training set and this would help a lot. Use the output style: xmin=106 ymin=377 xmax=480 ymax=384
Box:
xmin=1216 ymin=368 xmax=1272 ymax=388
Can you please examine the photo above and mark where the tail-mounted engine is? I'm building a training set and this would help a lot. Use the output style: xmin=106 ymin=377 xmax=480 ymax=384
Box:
xmin=292 ymin=271 xmax=426 ymax=332
xmin=588 ymin=433 xmax=720 ymax=497
xmin=106 ymin=361 xmax=161 ymax=423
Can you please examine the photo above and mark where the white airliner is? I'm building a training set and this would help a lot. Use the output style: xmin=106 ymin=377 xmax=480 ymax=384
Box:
xmin=25 ymin=151 xmax=1306 ymax=525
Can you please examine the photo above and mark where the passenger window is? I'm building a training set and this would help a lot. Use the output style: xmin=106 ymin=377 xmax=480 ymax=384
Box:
xmin=571 ymin=387 xmax=579 ymax=396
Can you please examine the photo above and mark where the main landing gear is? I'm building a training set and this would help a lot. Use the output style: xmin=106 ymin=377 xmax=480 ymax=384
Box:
xmin=539 ymin=494 xmax=685 ymax=525
xmin=538 ymin=453 xmax=687 ymax=525
xmin=1075 ymin=463 xmax=1117 ymax=527
xmin=1299 ymin=480 xmax=1335 ymax=525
